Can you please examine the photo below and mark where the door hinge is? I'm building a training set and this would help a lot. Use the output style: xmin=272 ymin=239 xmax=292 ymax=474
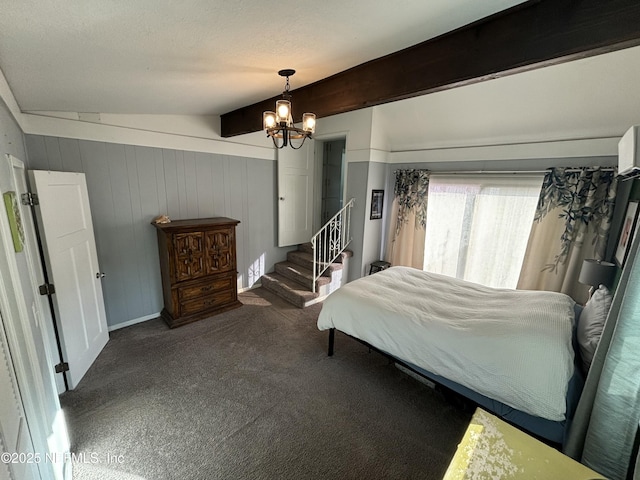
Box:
xmin=39 ymin=283 xmax=56 ymax=296
xmin=54 ymin=362 xmax=69 ymax=374
xmin=21 ymin=192 xmax=39 ymax=206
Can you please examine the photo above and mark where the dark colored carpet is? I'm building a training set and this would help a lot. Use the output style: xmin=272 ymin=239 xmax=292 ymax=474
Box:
xmin=61 ymin=287 xmax=471 ymax=480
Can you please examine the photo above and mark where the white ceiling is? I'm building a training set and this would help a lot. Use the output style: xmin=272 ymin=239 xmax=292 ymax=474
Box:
xmin=0 ymin=0 xmax=528 ymax=116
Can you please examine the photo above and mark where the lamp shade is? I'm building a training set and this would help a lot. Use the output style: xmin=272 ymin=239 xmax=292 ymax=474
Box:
xmin=578 ymin=259 xmax=616 ymax=288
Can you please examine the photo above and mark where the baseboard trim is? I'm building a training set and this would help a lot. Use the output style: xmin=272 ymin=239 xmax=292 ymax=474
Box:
xmin=238 ymin=282 xmax=262 ymax=293
xmin=108 ymin=285 xmax=262 ymax=331
xmin=108 ymin=312 xmax=161 ymax=332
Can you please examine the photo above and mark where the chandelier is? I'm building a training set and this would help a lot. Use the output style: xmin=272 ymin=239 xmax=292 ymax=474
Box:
xmin=263 ymin=69 xmax=316 ymax=149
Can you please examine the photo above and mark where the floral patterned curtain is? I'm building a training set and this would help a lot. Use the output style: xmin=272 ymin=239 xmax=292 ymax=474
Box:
xmin=517 ymin=167 xmax=617 ymax=304
xmin=385 ymin=169 xmax=430 ymax=268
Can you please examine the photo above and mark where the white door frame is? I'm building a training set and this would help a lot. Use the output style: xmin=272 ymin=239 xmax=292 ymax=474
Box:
xmin=0 ymin=154 xmax=71 ymax=480
xmin=0 ymin=293 xmax=41 ymax=480
xmin=312 ymin=134 xmax=349 ymax=232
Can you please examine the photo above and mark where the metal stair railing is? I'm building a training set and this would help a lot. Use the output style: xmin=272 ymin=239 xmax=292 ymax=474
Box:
xmin=310 ymin=198 xmax=354 ymax=293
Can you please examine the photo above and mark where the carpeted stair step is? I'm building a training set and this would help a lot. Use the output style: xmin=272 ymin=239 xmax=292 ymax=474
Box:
xmin=275 ymin=261 xmax=331 ymax=291
xmin=298 ymin=242 xmax=314 ymax=254
xmin=287 ymin=250 xmax=344 ymax=275
xmin=298 ymin=242 xmax=353 ymax=263
xmin=261 ymin=272 xmax=319 ymax=308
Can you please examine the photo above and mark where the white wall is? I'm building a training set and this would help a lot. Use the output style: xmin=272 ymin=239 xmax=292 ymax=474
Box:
xmin=0 ymin=96 xmax=27 ymax=161
xmin=21 ymin=112 xmax=274 ymax=160
xmin=314 ymin=109 xmax=391 ymax=279
xmin=361 ymin=161 xmax=388 ymax=274
xmin=375 ymin=45 xmax=640 ymax=158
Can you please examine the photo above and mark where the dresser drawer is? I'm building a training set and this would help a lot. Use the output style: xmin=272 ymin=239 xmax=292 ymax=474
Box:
xmin=178 ymin=275 xmax=235 ymax=301
xmin=179 ymin=290 xmax=235 ymax=316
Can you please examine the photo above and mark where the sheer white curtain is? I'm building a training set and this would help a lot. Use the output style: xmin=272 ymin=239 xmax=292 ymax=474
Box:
xmin=423 ymin=174 xmax=543 ymax=288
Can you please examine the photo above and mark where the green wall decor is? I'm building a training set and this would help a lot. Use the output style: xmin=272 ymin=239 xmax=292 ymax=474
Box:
xmin=3 ymin=191 xmax=24 ymax=253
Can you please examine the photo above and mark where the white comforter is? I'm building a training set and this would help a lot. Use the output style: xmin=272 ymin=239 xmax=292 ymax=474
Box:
xmin=317 ymin=267 xmax=577 ymax=421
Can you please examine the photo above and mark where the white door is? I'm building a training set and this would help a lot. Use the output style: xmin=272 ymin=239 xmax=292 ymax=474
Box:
xmin=29 ymin=170 xmax=109 ymax=390
xmin=0 ymin=155 xmax=71 ymax=480
xmin=277 ymin=140 xmax=315 ymax=247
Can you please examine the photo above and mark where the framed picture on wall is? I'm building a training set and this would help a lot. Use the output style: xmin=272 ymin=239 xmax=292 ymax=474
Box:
xmin=615 ymin=201 xmax=639 ymax=267
xmin=370 ymin=190 xmax=384 ymax=220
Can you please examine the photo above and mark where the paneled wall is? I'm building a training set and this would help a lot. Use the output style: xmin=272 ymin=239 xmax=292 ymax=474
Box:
xmin=25 ymin=135 xmax=292 ymax=329
xmin=345 ymin=162 xmax=369 ymax=281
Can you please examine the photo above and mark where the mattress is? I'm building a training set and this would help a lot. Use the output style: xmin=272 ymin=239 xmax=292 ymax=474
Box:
xmin=317 ymin=266 xmax=578 ymax=422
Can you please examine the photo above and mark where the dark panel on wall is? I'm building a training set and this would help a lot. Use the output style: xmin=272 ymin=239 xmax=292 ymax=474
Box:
xmin=221 ymin=0 xmax=640 ymax=137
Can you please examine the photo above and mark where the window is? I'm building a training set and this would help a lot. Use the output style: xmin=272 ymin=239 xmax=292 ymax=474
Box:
xmin=423 ymin=174 xmax=543 ymax=288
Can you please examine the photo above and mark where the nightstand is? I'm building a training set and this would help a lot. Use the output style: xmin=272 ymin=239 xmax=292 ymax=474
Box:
xmin=444 ymin=408 xmax=605 ymax=479
xmin=369 ymin=260 xmax=391 ymax=274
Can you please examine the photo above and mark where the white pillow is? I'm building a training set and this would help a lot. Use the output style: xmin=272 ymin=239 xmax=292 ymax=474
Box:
xmin=577 ymin=285 xmax=612 ymax=375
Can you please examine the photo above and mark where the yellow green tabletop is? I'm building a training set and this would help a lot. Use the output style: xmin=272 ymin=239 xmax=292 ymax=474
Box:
xmin=443 ymin=408 xmax=606 ymax=480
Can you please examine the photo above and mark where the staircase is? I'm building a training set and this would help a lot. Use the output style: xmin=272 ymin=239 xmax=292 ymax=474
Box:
xmin=262 ymin=198 xmax=354 ymax=308
xmin=261 ymin=243 xmax=351 ymax=308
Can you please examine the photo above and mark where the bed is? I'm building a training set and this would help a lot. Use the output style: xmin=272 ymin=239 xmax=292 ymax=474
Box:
xmin=317 ymin=266 xmax=585 ymax=446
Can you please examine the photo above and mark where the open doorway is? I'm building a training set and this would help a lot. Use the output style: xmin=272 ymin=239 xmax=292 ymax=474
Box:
xmin=319 ymin=138 xmax=346 ymax=226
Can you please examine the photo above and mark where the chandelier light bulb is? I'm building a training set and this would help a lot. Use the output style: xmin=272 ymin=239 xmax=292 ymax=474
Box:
xmin=275 ymin=100 xmax=291 ymax=125
xmin=302 ymin=113 xmax=316 ymax=133
xmin=263 ymin=111 xmax=276 ymax=130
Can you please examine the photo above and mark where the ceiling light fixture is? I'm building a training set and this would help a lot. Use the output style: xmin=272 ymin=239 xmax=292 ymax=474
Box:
xmin=263 ymin=69 xmax=316 ymax=149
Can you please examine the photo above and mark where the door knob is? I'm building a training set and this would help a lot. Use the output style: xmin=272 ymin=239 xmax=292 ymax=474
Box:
xmin=96 ymin=272 xmax=106 ymax=278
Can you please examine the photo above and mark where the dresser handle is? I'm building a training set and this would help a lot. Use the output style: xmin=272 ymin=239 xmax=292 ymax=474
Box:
xmin=201 ymin=286 xmax=212 ymax=292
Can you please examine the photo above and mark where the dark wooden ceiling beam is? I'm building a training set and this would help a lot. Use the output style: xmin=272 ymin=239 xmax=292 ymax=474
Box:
xmin=221 ymin=0 xmax=640 ymax=137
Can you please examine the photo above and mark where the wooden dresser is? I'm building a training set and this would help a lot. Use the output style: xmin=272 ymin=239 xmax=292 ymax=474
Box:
xmin=153 ymin=217 xmax=241 ymax=328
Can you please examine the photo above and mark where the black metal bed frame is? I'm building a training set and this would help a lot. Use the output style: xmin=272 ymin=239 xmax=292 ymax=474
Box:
xmin=327 ymin=327 xmax=470 ymax=403
xmin=328 ymin=327 xmax=453 ymax=384
xmin=326 ymin=327 xmax=562 ymax=448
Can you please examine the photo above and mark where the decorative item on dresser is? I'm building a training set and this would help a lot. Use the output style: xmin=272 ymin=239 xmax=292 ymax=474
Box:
xmin=152 ymin=217 xmax=241 ymax=328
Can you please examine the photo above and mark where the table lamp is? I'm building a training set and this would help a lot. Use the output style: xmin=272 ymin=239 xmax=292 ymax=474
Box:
xmin=578 ymin=259 xmax=616 ymax=296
